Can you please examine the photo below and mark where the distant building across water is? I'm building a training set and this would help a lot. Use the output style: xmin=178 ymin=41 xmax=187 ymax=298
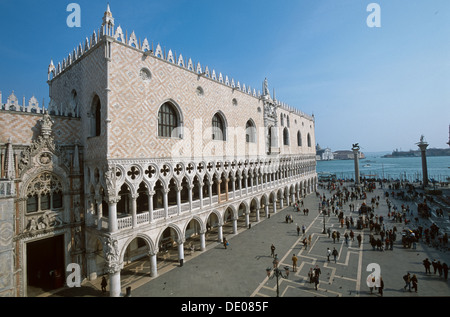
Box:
xmin=316 ymin=144 xmax=365 ymax=161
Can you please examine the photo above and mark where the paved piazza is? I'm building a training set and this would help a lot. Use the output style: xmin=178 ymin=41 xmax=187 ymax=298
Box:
xmin=45 ymin=181 xmax=449 ymax=298
xmin=128 ymin=181 xmax=450 ymax=298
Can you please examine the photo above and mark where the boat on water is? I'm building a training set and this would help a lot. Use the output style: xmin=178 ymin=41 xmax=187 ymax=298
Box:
xmin=363 ymin=164 xmax=371 ymax=168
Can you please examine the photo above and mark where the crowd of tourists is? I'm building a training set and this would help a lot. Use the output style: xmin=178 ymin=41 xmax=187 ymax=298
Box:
xmin=312 ymin=179 xmax=449 ymax=295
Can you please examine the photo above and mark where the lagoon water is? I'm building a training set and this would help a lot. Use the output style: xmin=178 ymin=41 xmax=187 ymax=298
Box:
xmin=316 ymin=154 xmax=450 ymax=182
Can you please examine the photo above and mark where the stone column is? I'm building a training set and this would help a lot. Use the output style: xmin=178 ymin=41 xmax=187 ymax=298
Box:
xmin=163 ymin=188 xmax=169 ymax=219
xmin=218 ymin=224 xmax=223 ymax=242
xmin=96 ymin=195 xmax=103 ymax=230
xmin=131 ymin=194 xmax=138 ymax=228
xmin=225 ymin=178 xmax=229 ymax=201
xmin=232 ymin=217 xmax=238 ymax=234
xmin=199 ymin=182 xmax=204 ymax=209
xmin=107 ymin=263 xmax=122 ymax=297
xmin=177 ymin=238 xmax=185 ymax=266
xmin=188 ymin=184 xmax=193 ymax=211
xmin=265 ymin=204 xmax=269 ymax=217
xmin=238 ymin=175 xmax=243 ymax=196
xmin=149 ymin=251 xmax=158 ymax=277
xmin=176 ymin=186 xmax=182 ymax=215
xmin=107 ymin=196 xmax=119 ymax=233
xmin=352 ymin=144 xmax=361 ymax=186
xmin=199 ymin=230 xmax=206 ymax=251
xmin=231 ymin=176 xmax=236 ymax=199
xmin=148 ymin=190 xmax=154 ymax=223
xmin=208 ymin=181 xmax=213 ymax=206
xmin=216 ymin=179 xmax=222 ymax=203
xmin=417 ymin=137 xmax=429 ymax=187
xmin=245 ymin=212 xmax=250 ymax=228
xmin=244 ymin=174 xmax=249 ymax=195
xmin=255 ymin=208 xmax=260 ymax=222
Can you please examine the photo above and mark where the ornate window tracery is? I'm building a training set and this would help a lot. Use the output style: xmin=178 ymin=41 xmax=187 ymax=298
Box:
xmin=26 ymin=172 xmax=63 ymax=213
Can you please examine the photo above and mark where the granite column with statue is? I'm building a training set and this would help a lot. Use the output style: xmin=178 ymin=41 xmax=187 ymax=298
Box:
xmin=352 ymin=144 xmax=361 ymax=186
xmin=417 ymin=136 xmax=429 ymax=188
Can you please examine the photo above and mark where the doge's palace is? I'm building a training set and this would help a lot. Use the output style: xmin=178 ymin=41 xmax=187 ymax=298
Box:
xmin=0 ymin=5 xmax=317 ymax=297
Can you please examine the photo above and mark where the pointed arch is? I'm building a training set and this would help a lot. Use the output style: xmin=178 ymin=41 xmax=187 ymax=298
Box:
xmin=157 ymin=100 xmax=183 ymax=138
xmin=212 ymin=111 xmax=227 ymax=141
xmin=283 ymin=127 xmax=289 ymax=146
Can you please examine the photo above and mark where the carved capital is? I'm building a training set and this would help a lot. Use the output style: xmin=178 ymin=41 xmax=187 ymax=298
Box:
xmin=106 ymin=196 xmax=121 ymax=204
xmin=104 ymin=261 xmax=122 ymax=274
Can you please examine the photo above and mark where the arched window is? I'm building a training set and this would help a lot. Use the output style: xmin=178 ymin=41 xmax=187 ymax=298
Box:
xmin=26 ymin=172 xmax=64 ymax=213
xmin=212 ymin=113 xmax=226 ymax=141
xmin=280 ymin=114 xmax=284 ymax=126
xmin=297 ymin=131 xmax=302 ymax=146
xmin=283 ymin=127 xmax=289 ymax=146
xmin=307 ymin=133 xmax=312 ymax=147
xmin=267 ymin=126 xmax=273 ymax=154
xmin=287 ymin=116 xmax=290 ymax=128
xmin=158 ymin=102 xmax=180 ymax=138
xmin=91 ymin=95 xmax=101 ymax=137
xmin=245 ymin=120 xmax=256 ymax=143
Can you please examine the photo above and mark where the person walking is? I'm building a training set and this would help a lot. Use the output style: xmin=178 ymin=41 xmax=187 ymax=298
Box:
xmin=292 ymin=254 xmax=298 ymax=272
xmin=411 ymin=274 xmax=418 ymax=293
xmin=332 ymin=247 xmax=338 ymax=263
xmin=302 ymin=237 xmax=308 ymax=250
xmin=442 ymin=262 xmax=448 ymax=280
xmin=403 ymin=272 xmax=411 ymax=291
xmin=270 ymin=244 xmax=276 ymax=258
xmin=223 ymin=238 xmax=228 ymax=249
xmin=357 ymin=234 xmax=362 ymax=247
xmin=437 ymin=261 xmax=443 ymax=277
xmin=101 ymin=276 xmax=107 ymax=294
xmin=432 ymin=259 xmax=438 ymax=274
xmin=308 ymin=268 xmax=314 ymax=284
xmin=326 ymin=248 xmax=331 ymax=262
xmin=297 ymin=225 xmax=300 ymax=236
xmin=273 ymin=254 xmax=279 ymax=268
xmin=378 ymin=276 xmax=384 ymax=297
xmin=423 ymin=258 xmax=431 ymax=274
xmin=314 ymin=274 xmax=320 ymax=290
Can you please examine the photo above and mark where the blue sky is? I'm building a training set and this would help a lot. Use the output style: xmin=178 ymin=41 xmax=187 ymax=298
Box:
xmin=1 ymin=0 xmax=449 ymax=152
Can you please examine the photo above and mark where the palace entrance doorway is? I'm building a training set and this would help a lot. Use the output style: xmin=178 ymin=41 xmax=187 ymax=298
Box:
xmin=26 ymin=234 xmax=65 ymax=295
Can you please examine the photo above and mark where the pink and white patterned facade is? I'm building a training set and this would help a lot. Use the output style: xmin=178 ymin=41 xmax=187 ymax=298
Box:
xmin=0 ymin=5 xmax=316 ymax=297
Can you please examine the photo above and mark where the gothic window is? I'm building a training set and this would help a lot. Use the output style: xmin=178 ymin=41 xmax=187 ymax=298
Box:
xmin=307 ymin=133 xmax=312 ymax=147
xmin=287 ymin=116 xmax=290 ymax=128
xmin=25 ymin=172 xmax=64 ymax=213
xmin=280 ymin=114 xmax=284 ymax=126
xmin=297 ymin=131 xmax=302 ymax=146
xmin=158 ymin=102 xmax=181 ymax=138
xmin=212 ymin=113 xmax=226 ymax=141
xmin=91 ymin=95 xmax=101 ymax=137
xmin=27 ymin=195 xmax=38 ymax=213
xmin=245 ymin=119 xmax=256 ymax=143
xmin=283 ymin=127 xmax=289 ymax=146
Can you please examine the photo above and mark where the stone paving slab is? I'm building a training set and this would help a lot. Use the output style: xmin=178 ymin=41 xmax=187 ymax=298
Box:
xmin=46 ymin=182 xmax=450 ymax=298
